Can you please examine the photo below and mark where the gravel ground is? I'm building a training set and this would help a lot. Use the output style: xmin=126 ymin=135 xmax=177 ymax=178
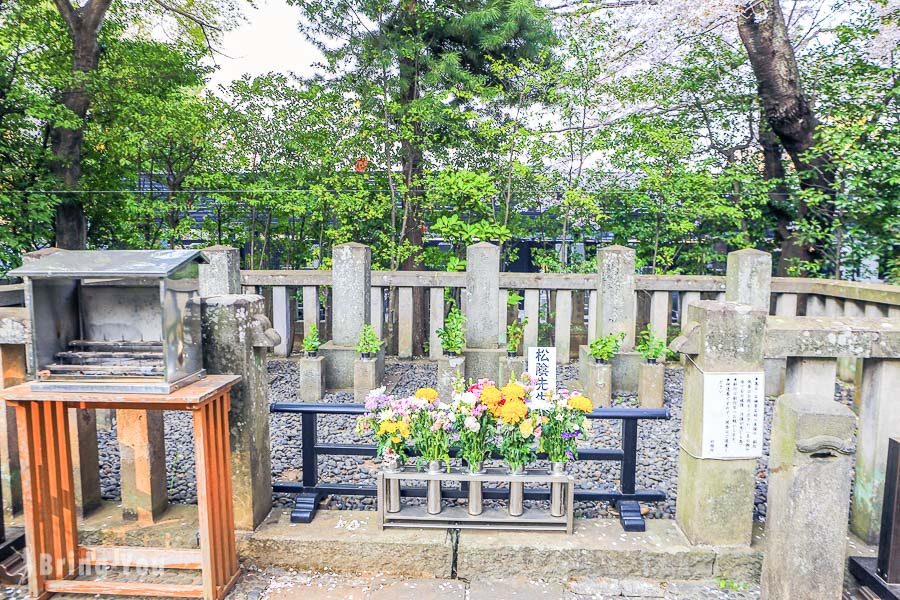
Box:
xmin=95 ymin=358 xmax=855 ymax=521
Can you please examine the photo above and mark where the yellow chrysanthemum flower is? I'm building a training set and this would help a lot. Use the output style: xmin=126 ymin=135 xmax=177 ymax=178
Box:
xmin=415 ymin=388 xmax=439 ymax=402
xmin=391 ymin=435 xmax=401 ymax=444
xmin=519 ymin=418 xmax=534 ymax=438
xmin=480 ymin=385 xmax=503 ymax=415
xmin=501 ymin=383 xmax=527 ymax=403
xmin=398 ymin=422 xmax=410 ymax=438
xmin=568 ymin=395 xmax=593 ymax=413
xmin=498 ymin=399 xmax=528 ymax=425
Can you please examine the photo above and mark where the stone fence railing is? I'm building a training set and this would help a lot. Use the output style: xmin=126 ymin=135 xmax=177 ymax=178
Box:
xmin=238 ymin=254 xmax=900 ymax=363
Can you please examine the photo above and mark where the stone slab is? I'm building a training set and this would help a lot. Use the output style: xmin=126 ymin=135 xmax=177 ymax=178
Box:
xmin=468 ymin=578 xmax=565 ymax=599
xmin=297 ymin=355 xmax=326 ymax=403
xmin=354 ymin=357 xmax=381 ymax=402
xmin=321 ymin=342 xmax=384 ymax=390
xmin=239 ymin=509 xmax=453 ymax=578
xmin=580 ymin=346 xmax=641 ymax=395
xmin=370 ymin=579 xmax=466 ymax=600
xmin=463 ymin=347 xmax=504 ymax=383
xmin=638 ymin=362 xmax=665 ymax=408
xmin=580 ymin=358 xmax=612 ymax=408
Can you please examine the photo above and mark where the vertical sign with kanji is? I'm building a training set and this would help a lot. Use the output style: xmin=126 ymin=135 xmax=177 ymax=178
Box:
xmin=700 ymin=372 xmax=765 ymax=459
xmin=527 ymin=347 xmax=557 ymax=399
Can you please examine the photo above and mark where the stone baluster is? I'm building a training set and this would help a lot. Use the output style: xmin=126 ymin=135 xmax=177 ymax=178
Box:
xmin=648 ymin=291 xmax=669 ymax=342
xmin=784 ymin=357 xmax=837 ymax=399
xmin=675 ymin=300 xmax=767 ymax=545
xmin=554 ymin=290 xmax=573 ymax=364
xmin=303 ymin=286 xmax=319 ymax=337
xmin=398 ymin=287 xmax=413 ymax=359
xmin=761 ymin=394 xmax=856 ymax=600
xmin=852 ymin=358 xmax=900 ymax=544
xmin=429 ymin=287 xmax=444 ymax=360
xmin=805 ymin=295 xmax=826 ymax=316
xmin=271 ymin=286 xmax=295 ymax=357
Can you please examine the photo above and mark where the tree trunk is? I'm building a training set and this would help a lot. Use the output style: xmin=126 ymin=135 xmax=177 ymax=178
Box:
xmin=50 ymin=0 xmax=114 ymax=249
xmin=738 ymin=0 xmax=835 ymax=268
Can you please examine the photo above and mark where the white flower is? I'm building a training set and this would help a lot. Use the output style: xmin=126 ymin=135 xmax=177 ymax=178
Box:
xmin=378 ymin=408 xmax=395 ymax=421
xmin=368 ymin=387 xmax=386 ymax=398
xmin=527 ymin=397 xmax=553 ymax=411
xmin=464 ymin=416 xmax=481 ymax=432
xmin=460 ymin=392 xmax=477 ymax=406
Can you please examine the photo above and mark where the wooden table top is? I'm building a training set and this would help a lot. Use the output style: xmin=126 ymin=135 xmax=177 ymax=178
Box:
xmin=0 ymin=374 xmax=241 ymax=409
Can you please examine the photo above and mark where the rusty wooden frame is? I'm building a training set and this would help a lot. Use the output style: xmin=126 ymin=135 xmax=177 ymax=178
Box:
xmin=0 ymin=375 xmax=240 ymax=600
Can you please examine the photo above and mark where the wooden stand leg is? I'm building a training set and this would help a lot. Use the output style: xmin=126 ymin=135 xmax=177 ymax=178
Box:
xmin=193 ymin=392 xmax=239 ymax=600
xmin=17 ymin=401 xmax=78 ymax=598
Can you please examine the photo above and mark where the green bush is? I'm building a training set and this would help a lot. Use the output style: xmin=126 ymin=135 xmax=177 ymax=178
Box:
xmin=588 ymin=332 xmax=624 ymax=362
xmin=635 ymin=328 xmax=667 ymax=362
xmin=436 ymin=308 xmax=466 ymax=354
xmin=355 ymin=324 xmax=381 ymax=355
xmin=303 ymin=323 xmax=321 ymax=353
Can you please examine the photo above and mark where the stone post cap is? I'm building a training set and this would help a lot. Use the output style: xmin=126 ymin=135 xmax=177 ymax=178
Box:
xmin=728 ymin=248 xmax=771 ymax=259
xmin=23 ymin=247 xmax=64 ymax=263
xmin=776 ymin=393 xmax=857 ymax=453
xmin=334 ymin=241 xmax=370 ymax=250
xmin=597 ymin=245 xmax=635 ymax=256
xmin=201 ymin=294 xmax=264 ymax=307
xmin=685 ymin=300 xmax=767 ymax=368
xmin=467 ymin=241 xmax=499 ymax=249
xmin=202 ymin=245 xmax=238 ymax=252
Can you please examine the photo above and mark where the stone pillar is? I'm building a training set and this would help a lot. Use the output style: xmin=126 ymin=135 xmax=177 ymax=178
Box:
xmin=805 ymin=295 xmax=826 ymax=316
xmin=464 ymin=242 xmax=500 ymax=349
xmin=398 ymin=287 xmax=413 ymax=358
xmin=648 ymin=291 xmax=669 ymax=341
xmin=838 ymin=300 xmax=864 ymax=383
xmin=429 ymin=287 xmax=444 ymax=360
xmin=784 ymin=357 xmax=836 ymax=399
xmin=824 ymin=296 xmax=843 ymax=317
xmin=725 ymin=249 xmax=782 ymax=396
xmin=0 ymin=344 xmax=26 ymax=516
xmin=202 ymin=295 xmax=276 ymax=531
xmin=774 ymin=293 xmax=798 ymax=317
xmin=200 ymin=245 xmax=242 ymax=296
xmin=761 ymin=394 xmax=856 ymax=600
xmin=331 ymin=243 xmax=371 ymax=346
xmin=297 ymin=356 xmax=325 ymax=403
xmin=852 ymin=359 xmax=900 ymax=544
xmin=117 ymin=409 xmax=167 ymax=523
xmin=554 ymin=290 xmax=573 ymax=364
xmin=271 ymin=286 xmax=295 ymax=358
xmin=595 ymin=245 xmax=636 ymax=348
xmin=321 ymin=244 xmax=374 ymax=389
xmin=725 ymin=249 xmax=771 ymax=311
xmin=675 ymin=301 xmax=767 ymax=546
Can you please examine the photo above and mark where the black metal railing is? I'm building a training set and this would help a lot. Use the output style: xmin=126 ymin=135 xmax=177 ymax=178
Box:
xmin=270 ymin=402 xmax=670 ymax=531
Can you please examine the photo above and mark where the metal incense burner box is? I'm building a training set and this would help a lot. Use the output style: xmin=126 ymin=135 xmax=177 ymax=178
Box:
xmin=10 ymin=249 xmax=208 ymax=394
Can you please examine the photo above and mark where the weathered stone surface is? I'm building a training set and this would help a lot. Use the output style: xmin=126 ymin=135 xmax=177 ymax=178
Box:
xmin=201 ymin=294 xmax=272 ymax=530
xmin=763 ymin=358 xmax=786 ymax=397
xmin=852 ymin=358 xmax=900 ymax=543
xmin=764 ymin=316 xmax=900 ymax=359
xmin=725 ymin=249 xmax=771 ymax=312
xmin=463 ymin=347 xmax=503 ymax=383
xmin=497 ymin=355 xmax=525 ymax=386
xmin=0 ymin=308 xmax=28 ymax=345
xmin=676 ymin=301 xmax=766 ymax=546
xmin=596 ymin=245 xmax=637 ymax=349
xmin=612 ymin=351 xmax=642 ymax=394
xmin=199 ymin=245 xmax=241 ymax=297
xmin=761 ymin=394 xmax=856 ymax=600
xmin=239 ymin=509 xmax=453 ymax=578
xmin=331 ymin=243 xmax=371 ymax=346
xmin=69 ymin=407 xmax=102 ymax=516
xmin=319 ymin=342 xmax=357 ymax=389
xmin=437 ymin=355 xmax=465 ymax=399
xmin=465 ymin=243 xmax=500 ymax=350
xmin=371 ymin=579 xmax=467 ymax=600
xmin=638 ymin=362 xmax=665 ymax=408
xmin=468 ymin=578 xmax=564 ymax=599
xmin=117 ymin=408 xmax=168 ymax=523
xmin=580 ymin=357 xmax=612 ymax=408
xmin=297 ymin=356 xmax=325 ymax=403
xmin=783 ymin=356 xmax=837 ymax=399
xmin=455 ymin=518 xmax=724 ymax=581
xmin=805 ymin=295 xmax=826 ymax=316
xmin=354 ymin=357 xmax=380 ymax=402
xmin=271 ymin=286 xmax=295 ymax=357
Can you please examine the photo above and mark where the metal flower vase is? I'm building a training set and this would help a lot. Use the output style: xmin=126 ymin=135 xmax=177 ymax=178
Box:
xmin=467 ymin=461 xmax=484 ymax=516
xmin=383 ymin=458 xmax=402 ymax=514
xmin=508 ymin=464 xmax=525 ymax=516
xmin=550 ymin=462 xmax=566 ymax=517
xmin=426 ymin=460 xmax=443 ymax=515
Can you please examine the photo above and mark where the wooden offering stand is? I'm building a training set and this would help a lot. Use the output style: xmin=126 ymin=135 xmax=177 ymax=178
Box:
xmin=0 ymin=375 xmax=241 ymax=600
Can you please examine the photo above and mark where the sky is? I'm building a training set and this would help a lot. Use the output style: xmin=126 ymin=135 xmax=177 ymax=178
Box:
xmin=207 ymin=0 xmax=323 ymax=90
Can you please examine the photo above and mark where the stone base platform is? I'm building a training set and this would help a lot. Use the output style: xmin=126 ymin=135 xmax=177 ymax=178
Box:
xmin=5 ymin=503 xmax=877 ymax=587
xmin=320 ymin=342 xmax=385 ymax=389
xmin=579 ymin=346 xmax=642 ymax=395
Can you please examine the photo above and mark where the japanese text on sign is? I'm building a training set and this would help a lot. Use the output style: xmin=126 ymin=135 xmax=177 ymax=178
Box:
xmin=527 ymin=347 xmax=557 ymax=399
xmin=700 ymin=372 xmax=765 ymax=459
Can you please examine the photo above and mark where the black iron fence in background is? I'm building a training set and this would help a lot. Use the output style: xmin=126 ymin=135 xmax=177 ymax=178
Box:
xmin=270 ymin=402 xmax=670 ymax=532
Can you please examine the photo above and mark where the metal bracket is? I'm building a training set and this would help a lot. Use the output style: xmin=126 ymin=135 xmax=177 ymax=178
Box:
xmin=617 ymin=500 xmax=646 ymax=532
xmin=290 ymin=491 xmax=323 ymax=524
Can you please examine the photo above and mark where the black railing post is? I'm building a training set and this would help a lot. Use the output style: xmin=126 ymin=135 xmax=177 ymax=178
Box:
xmin=291 ymin=412 xmax=323 ymax=523
xmin=617 ymin=418 xmax=645 ymax=532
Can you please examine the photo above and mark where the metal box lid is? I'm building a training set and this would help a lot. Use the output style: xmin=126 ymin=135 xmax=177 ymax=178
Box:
xmin=10 ymin=249 xmax=207 ymax=278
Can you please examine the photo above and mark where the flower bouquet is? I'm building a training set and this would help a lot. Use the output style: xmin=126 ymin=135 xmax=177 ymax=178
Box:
xmin=535 ymin=390 xmax=593 ymax=466
xmin=356 ymin=387 xmax=412 ymax=469
xmin=490 ymin=380 xmax=539 ymax=474
xmin=450 ymin=379 xmax=496 ymax=474
xmin=408 ymin=388 xmax=453 ymax=473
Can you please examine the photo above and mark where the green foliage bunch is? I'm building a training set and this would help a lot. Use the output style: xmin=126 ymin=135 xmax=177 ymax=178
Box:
xmin=588 ymin=333 xmax=624 ymax=363
xmin=355 ymin=324 xmax=381 ymax=356
xmin=303 ymin=324 xmax=321 ymax=354
xmin=506 ymin=318 xmax=527 ymax=355
xmin=635 ymin=328 xmax=667 ymax=362
xmin=436 ymin=308 xmax=466 ymax=355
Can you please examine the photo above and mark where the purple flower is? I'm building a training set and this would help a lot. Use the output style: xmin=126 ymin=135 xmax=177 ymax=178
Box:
xmin=561 ymin=432 xmax=578 ymax=440
xmin=566 ymin=449 xmax=575 ymax=460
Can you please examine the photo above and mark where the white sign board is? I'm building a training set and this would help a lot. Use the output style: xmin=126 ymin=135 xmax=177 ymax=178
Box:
xmin=527 ymin=347 xmax=557 ymax=398
xmin=700 ymin=372 xmax=765 ymax=459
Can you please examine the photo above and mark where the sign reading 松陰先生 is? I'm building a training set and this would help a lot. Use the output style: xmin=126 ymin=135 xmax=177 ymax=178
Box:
xmin=527 ymin=346 xmax=557 ymax=399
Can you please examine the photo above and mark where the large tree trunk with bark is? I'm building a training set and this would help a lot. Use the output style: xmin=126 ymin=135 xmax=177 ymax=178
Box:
xmin=738 ymin=0 xmax=835 ymax=270
xmin=50 ymin=0 xmax=113 ymax=249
